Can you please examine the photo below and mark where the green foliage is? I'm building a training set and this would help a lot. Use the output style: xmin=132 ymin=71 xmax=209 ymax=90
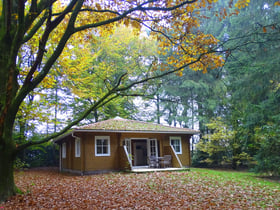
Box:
xmin=197 ymin=117 xmax=235 ymax=166
xmin=60 ymin=26 xmax=158 ymax=122
xmin=191 ymin=149 xmax=209 ymax=167
xmin=14 ymin=158 xmax=30 ymax=170
xmin=254 ymin=123 xmax=280 ymax=176
xmin=16 ymin=140 xmax=59 ymax=168
xmin=190 ymin=0 xmax=280 ymax=171
xmin=194 ymin=117 xmax=255 ymax=169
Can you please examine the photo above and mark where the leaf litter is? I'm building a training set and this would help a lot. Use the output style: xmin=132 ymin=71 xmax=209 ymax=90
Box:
xmin=1 ymin=168 xmax=280 ymax=209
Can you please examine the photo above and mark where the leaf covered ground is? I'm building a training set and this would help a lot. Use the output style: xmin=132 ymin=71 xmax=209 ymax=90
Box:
xmin=1 ymin=168 xmax=280 ymax=209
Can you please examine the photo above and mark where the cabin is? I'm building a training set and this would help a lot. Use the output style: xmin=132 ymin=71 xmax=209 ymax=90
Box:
xmin=54 ymin=118 xmax=199 ymax=174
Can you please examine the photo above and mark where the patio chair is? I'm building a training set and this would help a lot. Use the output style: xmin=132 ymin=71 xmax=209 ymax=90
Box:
xmin=161 ymin=155 xmax=172 ymax=168
xmin=148 ymin=156 xmax=159 ymax=168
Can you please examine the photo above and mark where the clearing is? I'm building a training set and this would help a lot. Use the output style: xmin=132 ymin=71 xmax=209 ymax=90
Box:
xmin=1 ymin=168 xmax=280 ymax=209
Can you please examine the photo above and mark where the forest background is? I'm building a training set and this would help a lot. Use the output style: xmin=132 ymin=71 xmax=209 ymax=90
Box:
xmin=14 ymin=0 xmax=280 ymax=175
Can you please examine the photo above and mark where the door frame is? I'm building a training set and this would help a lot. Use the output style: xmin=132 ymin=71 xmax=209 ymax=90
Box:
xmin=124 ymin=138 xmax=158 ymax=166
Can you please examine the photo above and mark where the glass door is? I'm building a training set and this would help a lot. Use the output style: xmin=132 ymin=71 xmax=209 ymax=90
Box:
xmin=147 ymin=139 xmax=158 ymax=157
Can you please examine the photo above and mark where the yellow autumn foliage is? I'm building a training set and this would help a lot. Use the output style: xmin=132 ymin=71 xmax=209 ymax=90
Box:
xmin=14 ymin=0 xmax=254 ymax=110
xmin=235 ymin=0 xmax=250 ymax=9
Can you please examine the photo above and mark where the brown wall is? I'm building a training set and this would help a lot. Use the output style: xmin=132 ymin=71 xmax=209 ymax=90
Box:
xmin=61 ymin=135 xmax=82 ymax=171
xmin=179 ymin=134 xmax=191 ymax=167
xmin=80 ymin=132 xmax=120 ymax=171
xmin=61 ymin=136 xmax=72 ymax=170
xmin=167 ymin=134 xmax=191 ymax=167
xmin=173 ymin=134 xmax=191 ymax=167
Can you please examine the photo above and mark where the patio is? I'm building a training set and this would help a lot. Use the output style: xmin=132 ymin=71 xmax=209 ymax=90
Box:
xmin=131 ymin=166 xmax=190 ymax=173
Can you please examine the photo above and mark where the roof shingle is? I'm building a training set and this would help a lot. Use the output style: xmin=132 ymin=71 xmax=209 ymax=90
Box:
xmin=76 ymin=118 xmax=199 ymax=134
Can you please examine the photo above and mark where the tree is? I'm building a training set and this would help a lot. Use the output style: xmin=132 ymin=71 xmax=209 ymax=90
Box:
xmin=197 ymin=117 xmax=236 ymax=166
xmin=254 ymin=123 xmax=280 ymax=176
xmin=193 ymin=0 xmax=280 ymax=169
xmin=0 ymin=0 xmax=240 ymax=201
xmin=60 ymin=26 xmax=158 ymax=122
xmin=146 ymin=0 xmax=280 ymax=170
xmin=196 ymin=117 xmax=253 ymax=168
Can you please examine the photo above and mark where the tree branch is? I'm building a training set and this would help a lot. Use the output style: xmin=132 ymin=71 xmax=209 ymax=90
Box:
xmin=74 ymin=0 xmax=197 ymax=32
xmin=23 ymin=0 xmax=56 ymax=43
xmin=23 ymin=12 xmax=48 ymax=43
xmin=15 ymin=44 xmax=220 ymax=152
xmin=16 ymin=90 xmax=119 ymax=152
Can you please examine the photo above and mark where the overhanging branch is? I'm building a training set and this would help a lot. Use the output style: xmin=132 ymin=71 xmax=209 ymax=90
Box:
xmin=16 ymin=90 xmax=119 ymax=152
xmin=74 ymin=0 xmax=197 ymax=32
xmin=15 ymin=49 xmax=208 ymax=152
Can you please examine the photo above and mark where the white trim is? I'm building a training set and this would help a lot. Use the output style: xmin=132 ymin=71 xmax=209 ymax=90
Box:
xmin=95 ymin=136 xmax=110 ymax=156
xmin=123 ymin=145 xmax=132 ymax=168
xmin=169 ymin=145 xmax=183 ymax=168
xmin=147 ymin=139 xmax=158 ymax=158
xmin=62 ymin=143 xmax=66 ymax=158
xmin=170 ymin=136 xmax=182 ymax=154
xmin=75 ymin=138 xmax=81 ymax=157
xmin=124 ymin=138 xmax=132 ymax=162
xmin=59 ymin=145 xmax=62 ymax=171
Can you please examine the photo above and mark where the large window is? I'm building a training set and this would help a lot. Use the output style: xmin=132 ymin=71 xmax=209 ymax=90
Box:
xmin=75 ymin=138 xmax=81 ymax=157
xmin=62 ymin=143 xmax=66 ymax=158
xmin=170 ymin=137 xmax=182 ymax=154
xmin=95 ymin=136 xmax=110 ymax=156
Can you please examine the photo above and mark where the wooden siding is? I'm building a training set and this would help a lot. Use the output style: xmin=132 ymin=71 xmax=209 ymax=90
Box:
xmin=179 ymin=135 xmax=191 ymax=167
xmin=119 ymin=146 xmax=132 ymax=171
xmin=61 ymin=135 xmax=82 ymax=172
xmin=161 ymin=134 xmax=191 ymax=167
xmin=61 ymin=136 xmax=72 ymax=170
xmin=81 ymin=132 xmax=120 ymax=171
xmin=59 ymin=131 xmax=192 ymax=173
xmin=163 ymin=146 xmax=182 ymax=168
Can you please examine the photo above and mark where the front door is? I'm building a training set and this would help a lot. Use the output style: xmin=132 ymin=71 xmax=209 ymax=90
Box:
xmin=132 ymin=140 xmax=147 ymax=166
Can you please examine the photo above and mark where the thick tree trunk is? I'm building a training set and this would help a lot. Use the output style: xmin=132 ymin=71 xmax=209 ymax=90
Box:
xmin=0 ymin=64 xmax=18 ymax=202
xmin=0 ymin=144 xmax=16 ymax=202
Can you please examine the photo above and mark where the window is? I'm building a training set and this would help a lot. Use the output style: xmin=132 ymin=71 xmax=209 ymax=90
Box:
xmin=75 ymin=138 xmax=81 ymax=157
xmin=62 ymin=143 xmax=66 ymax=158
xmin=170 ymin=137 xmax=182 ymax=154
xmin=95 ymin=136 xmax=110 ymax=156
xmin=149 ymin=139 xmax=158 ymax=157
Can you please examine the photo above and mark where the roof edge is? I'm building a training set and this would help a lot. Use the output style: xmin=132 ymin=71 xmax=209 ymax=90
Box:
xmin=74 ymin=129 xmax=200 ymax=135
xmin=53 ymin=132 xmax=73 ymax=143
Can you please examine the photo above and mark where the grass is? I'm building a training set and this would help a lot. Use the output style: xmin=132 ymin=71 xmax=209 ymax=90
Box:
xmin=191 ymin=168 xmax=280 ymax=187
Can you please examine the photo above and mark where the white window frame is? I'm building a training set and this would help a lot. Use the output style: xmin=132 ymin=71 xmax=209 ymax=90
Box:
xmin=147 ymin=139 xmax=158 ymax=157
xmin=75 ymin=138 xmax=81 ymax=158
xmin=170 ymin=136 xmax=182 ymax=154
xmin=62 ymin=143 xmax=66 ymax=158
xmin=124 ymin=138 xmax=132 ymax=156
xmin=95 ymin=136 xmax=110 ymax=156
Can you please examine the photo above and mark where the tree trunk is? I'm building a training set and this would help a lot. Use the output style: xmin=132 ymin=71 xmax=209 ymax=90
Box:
xmin=0 ymin=143 xmax=16 ymax=202
xmin=0 ymin=62 xmax=19 ymax=202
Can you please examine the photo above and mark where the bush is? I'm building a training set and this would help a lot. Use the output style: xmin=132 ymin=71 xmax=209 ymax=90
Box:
xmin=14 ymin=158 xmax=30 ymax=170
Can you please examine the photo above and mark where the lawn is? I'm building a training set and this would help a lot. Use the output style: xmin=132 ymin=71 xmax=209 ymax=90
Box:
xmin=1 ymin=168 xmax=280 ymax=209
